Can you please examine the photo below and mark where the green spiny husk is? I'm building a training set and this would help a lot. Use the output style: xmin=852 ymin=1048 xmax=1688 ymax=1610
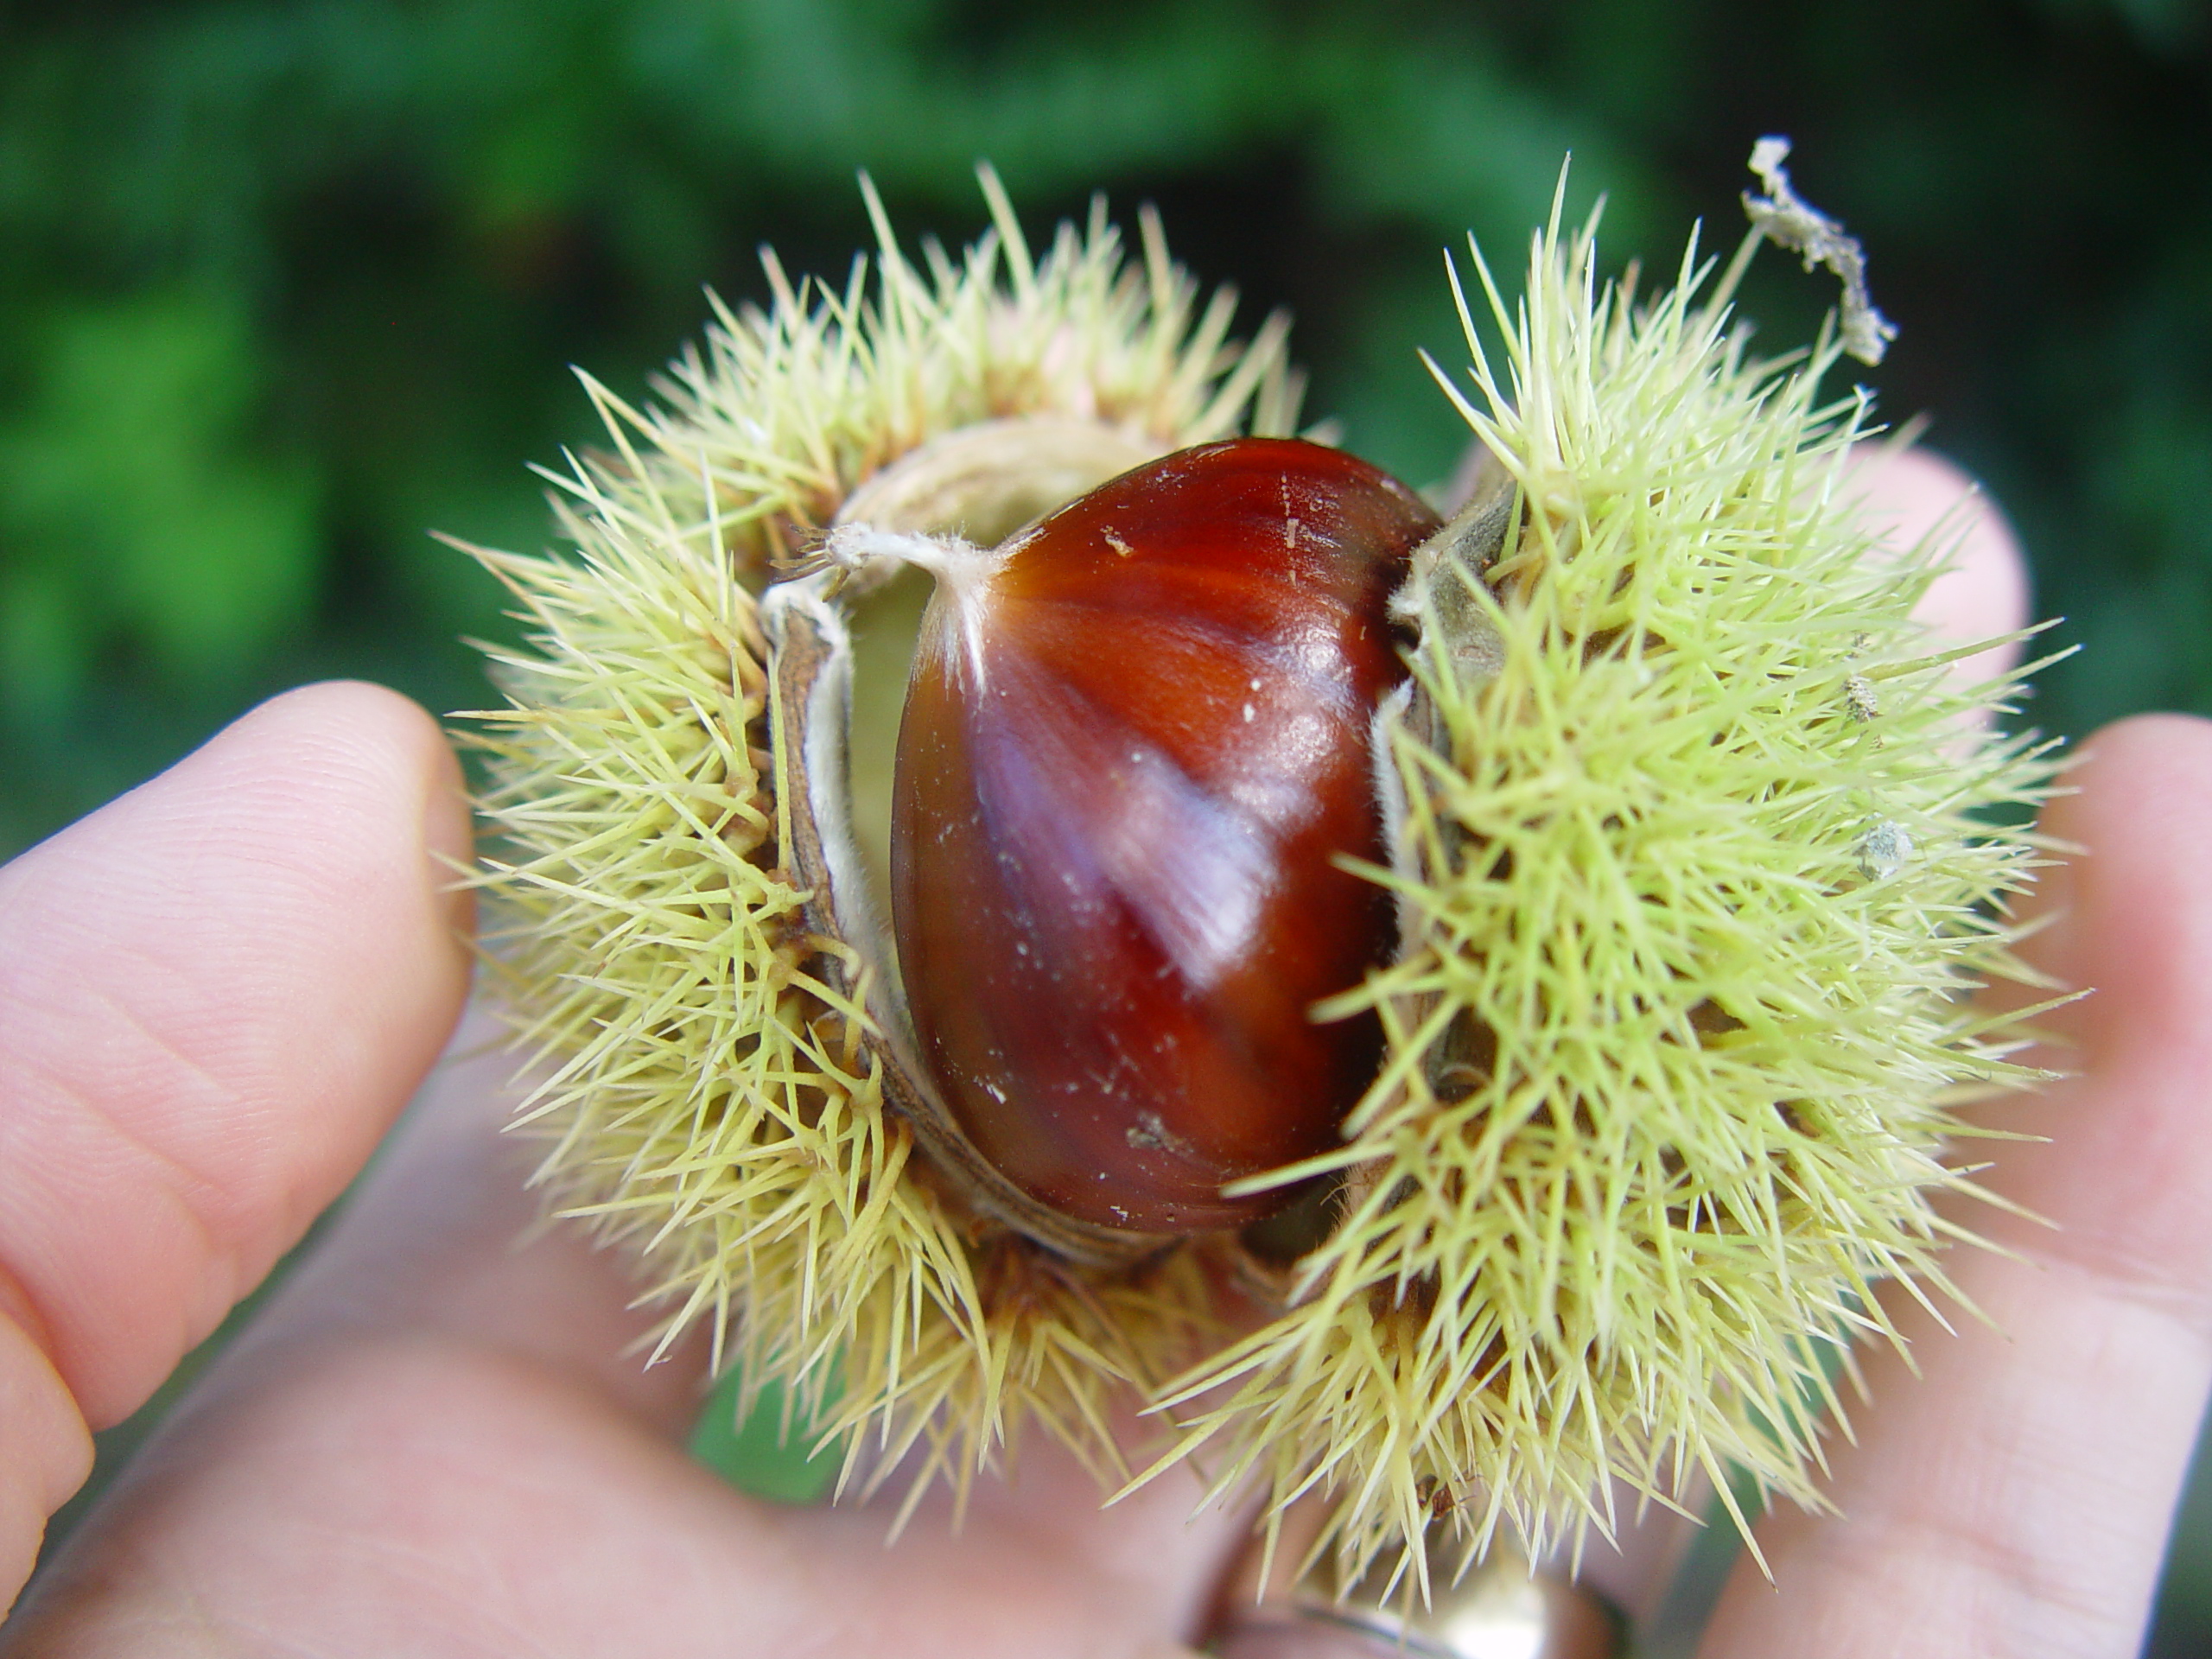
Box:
xmin=463 ymin=166 xmax=2063 ymax=1580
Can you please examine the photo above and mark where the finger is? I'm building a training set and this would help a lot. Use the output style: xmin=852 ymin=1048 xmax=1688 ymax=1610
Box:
xmin=1700 ymin=714 xmax=2212 ymax=1657
xmin=1841 ymin=442 xmax=2032 ymax=689
xmin=0 ymin=683 xmax=471 ymax=1600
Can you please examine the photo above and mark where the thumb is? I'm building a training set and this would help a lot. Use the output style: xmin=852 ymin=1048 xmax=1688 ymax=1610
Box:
xmin=0 ymin=683 xmax=472 ymax=1605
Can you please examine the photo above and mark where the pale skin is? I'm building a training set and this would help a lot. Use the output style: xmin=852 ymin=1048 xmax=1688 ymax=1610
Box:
xmin=1 ymin=451 xmax=2208 ymax=1657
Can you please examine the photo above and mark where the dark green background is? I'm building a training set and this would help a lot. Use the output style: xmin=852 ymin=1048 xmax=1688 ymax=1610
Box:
xmin=6 ymin=0 xmax=2209 ymax=1649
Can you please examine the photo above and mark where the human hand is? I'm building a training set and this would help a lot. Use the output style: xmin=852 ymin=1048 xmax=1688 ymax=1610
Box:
xmin=3 ymin=454 xmax=2209 ymax=1658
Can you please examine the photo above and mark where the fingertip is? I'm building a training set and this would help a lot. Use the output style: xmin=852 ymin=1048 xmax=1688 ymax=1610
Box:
xmin=231 ymin=681 xmax=476 ymax=945
xmin=2019 ymin=712 xmax=2212 ymax=1058
xmin=1846 ymin=443 xmax=2031 ymax=680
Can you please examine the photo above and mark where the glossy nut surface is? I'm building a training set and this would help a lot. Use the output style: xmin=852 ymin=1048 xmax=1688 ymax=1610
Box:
xmin=891 ymin=438 xmax=1440 ymax=1232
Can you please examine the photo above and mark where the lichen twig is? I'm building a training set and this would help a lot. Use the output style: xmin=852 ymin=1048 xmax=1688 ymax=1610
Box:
xmin=1743 ymin=135 xmax=1899 ymax=365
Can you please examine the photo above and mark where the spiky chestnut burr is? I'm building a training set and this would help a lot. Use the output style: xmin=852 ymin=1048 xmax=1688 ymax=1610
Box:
xmin=461 ymin=149 xmax=2063 ymax=1577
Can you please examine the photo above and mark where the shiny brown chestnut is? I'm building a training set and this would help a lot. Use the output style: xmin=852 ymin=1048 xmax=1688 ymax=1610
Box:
xmin=889 ymin=438 xmax=1441 ymax=1233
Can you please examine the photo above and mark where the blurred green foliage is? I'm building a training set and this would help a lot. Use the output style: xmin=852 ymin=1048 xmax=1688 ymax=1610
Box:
xmin=0 ymin=289 xmax=318 ymax=717
xmin=3 ymin=0 xmax=2209 ymax=861
xmin=4 ymin=0 xmax=2209 ymax=1643
xmin=689 ymin=1370 xmax=840 ymax=1506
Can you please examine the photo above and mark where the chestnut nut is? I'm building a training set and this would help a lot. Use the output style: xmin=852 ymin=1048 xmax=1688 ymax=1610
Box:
xmin=885 ymin=439 xmax=1441 ymax=1234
